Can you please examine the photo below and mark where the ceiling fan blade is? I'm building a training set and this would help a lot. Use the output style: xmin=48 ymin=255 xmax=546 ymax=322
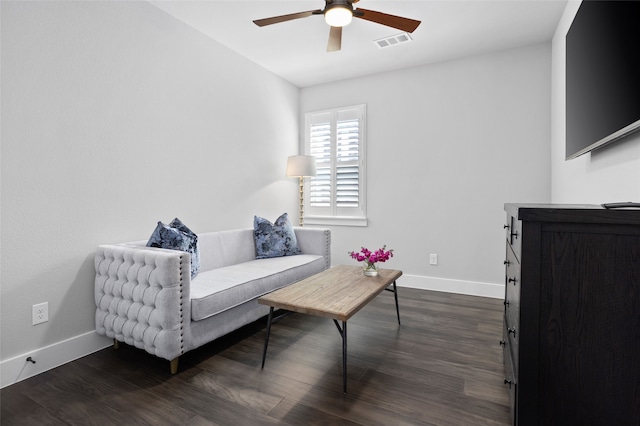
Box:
xmin=327 ymin=26 xmax=342 ymax=52
xmin=253 ymin=10 xmax=321 ymax=27
xmin=354 ymin=8 xmax=421 ymax=33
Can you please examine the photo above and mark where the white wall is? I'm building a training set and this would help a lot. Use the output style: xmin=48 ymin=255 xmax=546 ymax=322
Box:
xmin=551 ymin=1 xmax=640 ymax=203
xmin=0 ymin=1 xmax=299 ymax=386
xmin=300 ymin=44 xmax=552 ymax=297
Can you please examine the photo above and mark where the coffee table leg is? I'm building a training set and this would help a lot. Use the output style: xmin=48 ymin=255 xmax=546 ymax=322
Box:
xmin=393 ymin=280 xmax=401 ymax=325
xmin=385 ymin=280 xmax=401 ymax=325
xmin=342 ymin=320 xmax=347 ymax=394
xmin=261 ymin=307 xmax=274 ymax=369
xmin=333 ymin=319 xmax=348 ymax=393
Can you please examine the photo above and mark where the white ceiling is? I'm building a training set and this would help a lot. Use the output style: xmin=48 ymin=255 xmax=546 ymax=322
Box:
xmin=150 ymin=0 xmax=568 ymax=88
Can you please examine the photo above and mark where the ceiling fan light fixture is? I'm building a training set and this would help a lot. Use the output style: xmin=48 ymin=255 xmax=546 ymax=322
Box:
xmin=325 ymin=6 xmax=353 ymax=27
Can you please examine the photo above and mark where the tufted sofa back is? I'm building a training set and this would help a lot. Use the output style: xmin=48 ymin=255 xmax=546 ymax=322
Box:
xmin=120 ymin=229 xmax=258 ymax=274
xmin=197 ymin=229 xmax=256 ymax=272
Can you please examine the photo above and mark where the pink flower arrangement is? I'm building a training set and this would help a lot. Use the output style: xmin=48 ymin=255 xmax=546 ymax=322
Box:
xmin=349 ymin=245 xmax=394 ymax=269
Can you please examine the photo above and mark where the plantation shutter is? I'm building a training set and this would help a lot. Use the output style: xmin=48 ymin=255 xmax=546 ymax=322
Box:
xmin=336 ymin=117 xmax=359 ymax=208
xmin=304 ymin=105 xmax=366 ymax=226
xmin=309 ymin=119 xmax=332 ymax=207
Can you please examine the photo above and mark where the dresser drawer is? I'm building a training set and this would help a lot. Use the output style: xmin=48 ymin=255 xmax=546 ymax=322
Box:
xmin=506 ymin=214 xmax=522 ymax=262
xmin=504 ymin=244 xmax=521 ymax=340
xmin=502 ymin=319 xmax=518 ymax=423
xmin=505 ymin=321 xmax=518 ymax=378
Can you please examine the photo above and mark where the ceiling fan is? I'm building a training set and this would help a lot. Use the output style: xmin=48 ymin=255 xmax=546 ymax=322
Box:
xmin=253 ymin=0 xmax=421 ymax=52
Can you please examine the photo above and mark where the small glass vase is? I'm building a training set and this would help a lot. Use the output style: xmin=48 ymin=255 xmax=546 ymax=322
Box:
xmin=363 ymin=263 xmax=379 ymax=276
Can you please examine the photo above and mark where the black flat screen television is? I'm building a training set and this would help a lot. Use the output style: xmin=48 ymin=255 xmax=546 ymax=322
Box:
xmin=565 ymin=0 xmax=640 ymax=160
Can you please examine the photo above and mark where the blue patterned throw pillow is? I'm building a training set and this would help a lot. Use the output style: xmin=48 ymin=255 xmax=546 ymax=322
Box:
xmin=146 ymin=218 xmax=200 ymax=278
xmin=168 ymin=218 xmax=200 ymax=276
xmin=254 ymin=213 xmax=301 ymax=259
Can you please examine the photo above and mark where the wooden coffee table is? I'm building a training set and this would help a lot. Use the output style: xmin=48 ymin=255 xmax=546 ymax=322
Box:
xmin=258 ymin=264 xmax=403 ymax=393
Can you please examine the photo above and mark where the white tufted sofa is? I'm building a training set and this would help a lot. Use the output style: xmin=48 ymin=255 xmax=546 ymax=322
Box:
xmin=94 ymin=227 xmax=330 ymax=373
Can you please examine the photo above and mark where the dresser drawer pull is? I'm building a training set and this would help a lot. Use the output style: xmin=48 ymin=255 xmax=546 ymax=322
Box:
xmin=504 ymin=224 xmax=510 ymax=229
xmin=504 ymin=300 xmax=510 ymax=307
xmin=508 ymin=277 xmax=517 ymax=285
xmin=504 ymin=259 xmax=511 ymax=266
xmin=504 ymin=378 xmax=514 ymax=388
xmin=511 ymin=230 xmax=519 ymax=240
xmin=508 ymin=327 xmax=517 ymax=338
xmin=499 ymin=340 xmax=506 ymax=347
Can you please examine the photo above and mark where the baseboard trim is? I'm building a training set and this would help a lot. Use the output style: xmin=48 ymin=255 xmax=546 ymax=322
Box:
xmin=0 ymin=331 xmax=112 ymax=389
xmin=398 ymin=274 xmax=504 ymax=299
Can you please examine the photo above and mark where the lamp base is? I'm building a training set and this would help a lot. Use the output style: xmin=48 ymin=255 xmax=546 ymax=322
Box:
xmin=298 ymin=176 xmax=304 ymax=226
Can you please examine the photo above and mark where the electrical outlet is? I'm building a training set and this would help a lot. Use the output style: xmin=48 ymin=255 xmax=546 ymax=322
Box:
xmin=32 ymin=302 xmax=49 ymax=325
xmin=429 ymin=254 xmax=438 ymax=265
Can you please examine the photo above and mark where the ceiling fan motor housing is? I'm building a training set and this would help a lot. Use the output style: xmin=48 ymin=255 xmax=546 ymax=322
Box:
xmin=325 ymin=0 xmax=355 ymax=12
xmin=324 ymin=0 xmax=356 ymax=27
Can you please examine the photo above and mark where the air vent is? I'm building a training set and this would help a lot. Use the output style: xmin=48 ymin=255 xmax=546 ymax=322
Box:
xmin=374 ymin=32 xmax=413 ymax=48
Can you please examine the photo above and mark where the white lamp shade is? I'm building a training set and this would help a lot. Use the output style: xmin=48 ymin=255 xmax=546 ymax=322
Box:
xmin=286 ymin=155 xmax=317 ymax=177
xmin=325 ymin=6 xmax=353 ymax=27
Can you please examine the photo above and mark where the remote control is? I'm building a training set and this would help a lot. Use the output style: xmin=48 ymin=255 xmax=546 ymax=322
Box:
xmin=602 ymin=202 xmax=640 ymax=209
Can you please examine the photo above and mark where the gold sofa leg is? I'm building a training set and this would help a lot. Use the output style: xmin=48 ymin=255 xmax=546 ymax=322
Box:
xmin=170 ymin=357 xmax=179 ymax=374
xmin=113 ymin=339 xmax=119 ymax=349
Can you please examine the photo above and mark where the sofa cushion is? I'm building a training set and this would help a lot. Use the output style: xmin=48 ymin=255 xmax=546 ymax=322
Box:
xmin=146 ymin=219 xmax=200 ymax=278
xmin=254 ymin=213 xmax=301 ymax=259
xmin=190 ymin=254 xmax=325 ymax=321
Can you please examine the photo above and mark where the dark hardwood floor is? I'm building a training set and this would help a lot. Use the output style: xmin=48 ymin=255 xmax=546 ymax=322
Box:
xmin=1 ymin=288 xmax=511 ymax=425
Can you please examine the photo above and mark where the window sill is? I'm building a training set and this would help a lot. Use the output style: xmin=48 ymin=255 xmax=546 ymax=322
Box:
xmin=304 ymin=216 xmax=368 ymax=227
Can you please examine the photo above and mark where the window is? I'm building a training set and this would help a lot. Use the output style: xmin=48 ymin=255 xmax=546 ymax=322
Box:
xmin=304 ymin=104 xmax=367 ymax=226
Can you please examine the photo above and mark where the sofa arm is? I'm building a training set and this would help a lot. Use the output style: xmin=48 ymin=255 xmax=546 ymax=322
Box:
xmin=94 ymin=245 xmax=190 ymax=362
xmin=294 ymin=227 xmax=331 ymax=270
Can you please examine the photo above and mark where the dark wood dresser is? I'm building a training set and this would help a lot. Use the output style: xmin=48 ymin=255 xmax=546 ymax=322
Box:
xmin=501 ymin=204 xmax=640 ymax=426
